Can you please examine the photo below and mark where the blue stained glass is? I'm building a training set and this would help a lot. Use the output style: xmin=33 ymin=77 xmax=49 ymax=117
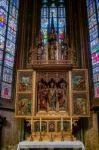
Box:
xmin=0 ymin=0 xmax=19 ymax=99
xmin=0 ymin=9 xmax=7 ymax=27
xmin=92 ymin=50 xmax=99 ymax=67
xmin=50 ymin=17 xmax=57 ymax=28
xmin=90 ymin=38 xmax=98 ymax=48
xmin=0 ymin=50 xmax=3 ymax=63
xmin=7 ymin=27 xmax=16 ymax=43
xmin=86 ymin=0 xmax=93 ymax=6
xmin=89 ymin=28 xmax=98 ymax=41
xmin=10 ymin=0 xmax=19 ymax=8
xmin=93 ymin=66 xmax=99 ymax=83
xmin=94 ymin=83 xmax=99 ymax=97
xmin=5 ymin=52 xmax=14 ymax=61
xmin=58 ymin=18 xmax=65 ymax=27
xmin=3 ymin=67 xmax=13 ymax=83
xmin=43 ymin=38 xmax=47 ymax=45
xmin=93 ymin=66 xmax=99 ymax=75
xmin=41 ymin=28 xmax=47 ymax=39
xmin=10 ymin=5 xmax=18 ymax=18
xmin=89 ymin=25 xmax=98 ymax=34
xmin=98 ymin=9 xmax=99 ymax=22
xmin=87 ymin=0 xmax=99 ymax=98
xmin=58 ymin=28 xmax=64 ymax=39
xmin=41 ymin=18 xmax=48 ymax=28
xmin=0 ymin=65 xmax=2 ymax=76
xmin=0 ymin=0 xmax=8 ymax=12
xmin=50 ymin=8 xmax=57 ymax=17
xmin=87 ymin=2 xmax=95 ymax=17
xmin=41 ymin=7 xmax=48 ymax=17
xmin=42 ymin=0 xmax=48 ymax=2
xmin=91 ymin=44 xmax=99 ymax=53
xmin=6 ymin=39 xmax=15 ymax=55
xmin=8 ymin=15 xmax=17 ymax=31
xmin=93 ymin=74 xmax=99 ymax=83
xmin=0 ymin=35 xmax=5 ymax=50
xmin=89 ymin=13 xmax=97 ymax=29
xmin=58 ymin=7 xmax=65 ymax=17
xmin=41 ymin=0 xmax=66 ymax=44
xmin=0 ymin=23 xmax=6 ymax=36
xmin=96 ymin=0 xmax=99 ymax=9
xmin=4 ymin=59 xmax=14 ymax=68
xmin=59 ymin=0 xmax=64 ymax=2
xmin=4 ymin=53 xmax=14 ymax=68
xmin=1 ymin=82 xmax=12 ymax=99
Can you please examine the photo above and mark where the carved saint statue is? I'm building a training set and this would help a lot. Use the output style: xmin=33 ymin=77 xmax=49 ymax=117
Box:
xmin=48 ymin=79 xmax=57 ymax=111
xmin=48 ymin=44 xmax=56 ymax=60
xmin=48 ymin=29 xmax=57 ymax=60
xmin=57 ymin=79 xmax=67 ymax=110
xmin=38 ymin=80 xmax=48 ymax=111
xmin=37 ymin=44 xmax=44 ymax=60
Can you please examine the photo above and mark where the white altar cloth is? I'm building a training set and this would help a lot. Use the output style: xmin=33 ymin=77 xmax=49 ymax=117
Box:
xmin=17 ymin=141 xmax=85 ymax=150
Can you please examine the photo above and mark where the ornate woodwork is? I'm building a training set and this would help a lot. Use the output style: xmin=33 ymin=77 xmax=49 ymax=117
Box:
xmin=15 ymin=5 xmax=90 ymax=140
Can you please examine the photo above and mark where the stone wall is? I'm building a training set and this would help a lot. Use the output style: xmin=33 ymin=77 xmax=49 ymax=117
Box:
xmin=85 ymin=112 xmax=99 ymax=150
xmin=0 ymin=110 xmax=20 ymax=150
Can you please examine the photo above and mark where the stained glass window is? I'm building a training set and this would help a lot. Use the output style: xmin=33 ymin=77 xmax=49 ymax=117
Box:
xmin=0 ymin=0 xmax=19 ymax=99
xmin=86 ymin=0 xmax=99 ymax=98
xmin=41 ymin=0 xmax=66 ymax=45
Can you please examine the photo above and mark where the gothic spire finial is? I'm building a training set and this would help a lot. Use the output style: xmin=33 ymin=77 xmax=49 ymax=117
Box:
xmin=51 ymin=12 xmax=55 ymax=32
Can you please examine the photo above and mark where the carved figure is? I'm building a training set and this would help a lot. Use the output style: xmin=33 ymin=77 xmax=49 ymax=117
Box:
xmin=58 ymin=79 xmax=67 ymax=110
xmin=37 ymin=44 xmax=44 ymax=60
xmin=38 ymin=80 xmax=48 ymax=111
xmin=48 ymin=79 xmax=57 ymax=111
xmin=49 ymin=44 xmax=56 ymax=60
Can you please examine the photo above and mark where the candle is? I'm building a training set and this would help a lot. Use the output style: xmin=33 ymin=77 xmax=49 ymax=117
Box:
xmin=61 ymin=117 xmax=63 ymax=131
xmin=40 ymin=118 xmax=42 ymax=132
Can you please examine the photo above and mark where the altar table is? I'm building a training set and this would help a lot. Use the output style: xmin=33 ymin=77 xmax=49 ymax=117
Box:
xmin=17 ymin=141 xmax=85 ymax=150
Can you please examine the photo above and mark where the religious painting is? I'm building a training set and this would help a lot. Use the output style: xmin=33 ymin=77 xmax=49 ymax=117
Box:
xmin=34 ymin=121 xmax=40 ymax=132
xmin=17 ymin=70 xmax=33 ymax=92
xmin=41 ymin=121 xmax=47 ymax=132
xmin=34 ymin=121 xmax=47 ymax=132
xmin=1 ymin=82 xmax=12 ymax=99
xmin=71 ymin=69 xmax=89 ymax=117
xmin=73 ymin=93 xmax=88 ymax=116
xmin=57 ymin=120 xmax=71 ymax=132
xmin=72 ymin=71 xmax=86 ymax=91
xmin=48 ymin=121 xmax=55 ymax=132
xmin=36 ymin=71 xmax=69 ymax=114
xmin=16 ymin=94 xmax=32 ymax=116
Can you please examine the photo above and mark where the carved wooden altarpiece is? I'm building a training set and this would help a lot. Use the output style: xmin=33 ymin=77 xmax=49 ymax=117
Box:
xmin=15 ymin=30 xmax=90 ymax=141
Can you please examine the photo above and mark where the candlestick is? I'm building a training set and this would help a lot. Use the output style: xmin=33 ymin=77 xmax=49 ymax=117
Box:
xmin=40 ymin=117 xmax=41 ymax=132
xmin=31 ymin=119 xmax=33 ymax=133
xmin=61 ymin=117 xmax=63 ymax=131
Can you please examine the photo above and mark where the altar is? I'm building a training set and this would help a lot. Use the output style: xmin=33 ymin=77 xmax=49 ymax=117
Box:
xmin=17 ymin=141 xmax=85 ymax=150
xmin=15 ymin=15 xmax=90 ymax=147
